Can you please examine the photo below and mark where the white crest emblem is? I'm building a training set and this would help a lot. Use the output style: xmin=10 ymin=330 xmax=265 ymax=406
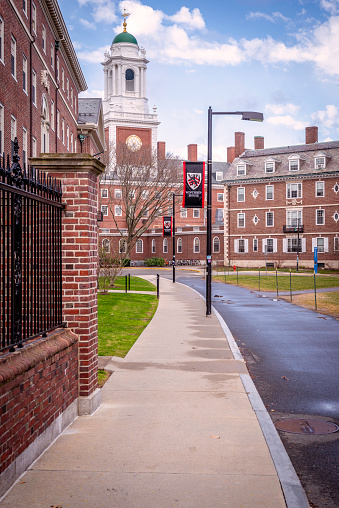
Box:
xmin=187 ymin=173 xmax=201 ymax=190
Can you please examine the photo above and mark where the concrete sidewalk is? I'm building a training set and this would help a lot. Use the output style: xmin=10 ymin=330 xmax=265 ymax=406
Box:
xmin=0 ymin=277 xmax=309 ymax=508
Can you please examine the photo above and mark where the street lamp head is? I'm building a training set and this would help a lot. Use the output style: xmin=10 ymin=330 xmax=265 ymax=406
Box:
xmin=238 ymin=111 xmax=264 ymax=122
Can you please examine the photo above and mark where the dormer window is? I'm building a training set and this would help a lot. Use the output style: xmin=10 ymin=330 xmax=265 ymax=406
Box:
xmin=288 ymin=154 xmax=306 ymax=172
xmin=237 ymin=164 xmax=246 ymax=176
xmin=314 ymin=152 xmax=330 ymax=170
xmin=264 ymin=157 xmax=280 ymax=174
xmin=215 ymin=171 xmax=223 ymax=181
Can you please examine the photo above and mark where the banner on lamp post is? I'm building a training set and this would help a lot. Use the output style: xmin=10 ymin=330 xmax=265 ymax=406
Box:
xmin=163 ymin=216 xmax=172 ymax=237
xmin=182 ymin=161 xmax=205 ymax=208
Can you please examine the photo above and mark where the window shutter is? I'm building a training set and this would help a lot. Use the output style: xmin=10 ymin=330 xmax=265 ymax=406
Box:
xmin=324 ymin=238 xmax=329 ymax=252
xmin=244 ymin=239 xmax=249 ymax=253
xmin=302 ymin=238 xmax=306 ymax=253
xmin=262 ymin=239 xmax=267 ymax=253
xmin=273 ymin=238 xmax=277 ymax=253
xmin=312 ymin=238 xmax=317 ymax=252
xmin=234 ymin=240 xmax=238 ymax=253
xmin=283 ymin=239 xmax=287 ymax=253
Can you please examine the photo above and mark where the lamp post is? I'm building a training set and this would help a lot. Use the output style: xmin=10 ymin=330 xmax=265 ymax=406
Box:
xmin=206 ymin=108 xmax=263 ymax=316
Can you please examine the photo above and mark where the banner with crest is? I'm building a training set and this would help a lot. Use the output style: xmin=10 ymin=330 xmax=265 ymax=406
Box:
xmin=182 ymin=161 xmax=205 ymax=208
xmin=163 ymin=216 xmax=172 ymax=237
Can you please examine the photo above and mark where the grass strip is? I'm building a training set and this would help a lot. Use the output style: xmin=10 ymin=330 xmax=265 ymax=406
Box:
xmin=280 ymin=291 xmax=339 ymax=319
xmin=213 ymin=274 xmax=339 ymax=291
xmin=98 ymin=275 xmax=156 ymax=292
xmin=98 ymin=292 xmax=158 ymax=357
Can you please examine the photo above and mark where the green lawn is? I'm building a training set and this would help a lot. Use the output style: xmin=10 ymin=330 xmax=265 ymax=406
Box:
xmin=98 ymin=275 xmax=156 ymax=292
xmin=98 ymin=292 xmax=158 ymax=357
xmin=213 ymin=273 xmax=339 ymax=292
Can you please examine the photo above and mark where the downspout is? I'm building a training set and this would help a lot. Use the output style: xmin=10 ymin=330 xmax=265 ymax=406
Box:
xmin=29 ymin=0 xmax=34 ymax=157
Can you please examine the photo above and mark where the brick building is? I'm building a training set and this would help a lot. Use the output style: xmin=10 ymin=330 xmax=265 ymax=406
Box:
xmin=0 ymin=0 xmax=88 ymax=163
xmin=224 ymin=126 xmax=339 ymax=269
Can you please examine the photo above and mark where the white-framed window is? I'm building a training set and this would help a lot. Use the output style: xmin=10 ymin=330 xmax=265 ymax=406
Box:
xmin=289 ymin=158 xmax=299 ymax=171
xmin=51 ymin=43 xmax=54 ymax=69
xmin=66 ymin=78 xmax=69 ymax=100
xmin=286 ymin=182 xmax=302 ymax=199
xmin=152 ymin=239 xmax=156 ymax=254
xmin=193 ymin=237 xmax=200 ymax=253
xmin=193 ymin=208 xmax=200 ymax=218
xmin=0 ymin=103 xmax=3 ymax=154
xmin=101 ymin=205 xmax=108 ymax=216
xmin=61 ymin=118 xmax=65 ymax=144
xmin=70 ymin=131 xmax=74 ymax=152
xmin=0 ymin=17 xmax=4 ymax=64
xmin=32 ymin=69 xmax=37 ymax=106
xmin=66 ymin=125 xmax=69 ymax=150
xmin=142 ymin=208 xmax=149 ymax=218
xmin=237 ymin=212 xmax=245 ymax=228
xmin=314 ymin=156 xmax=326 ymax=169
xmin=114 ymin=188 xmax=122 ymax=199
xmin=62 ymin=68 xmax=65 ymax=91
xmin=71 ymin=88 xmax=73 ymax=107
xmin=266 ymin=211 xmax=274 ymax=227
xmin=213 ymin=236 xmax=220 ymax=253
xmin=74 ymin=96 xmax=77 ymax=115
xmin=262 ymin=238 xmax=277 ymax=253
xmin=177 ymin=237 xmax=182 ymax=253
xmin=102 ymin=238 xmax=110 ymax=253
xmin=286 ymin=209 xmax=302 ymax=228
xmin=215 ymin=171 xmax=223 ymax=181
xmin=217 ymin=193 xmax=224 ymax=202
xmin=316 ymin=181 xmax=324 ymax=197
xmin=237 ymin=187 xmax=245 ymax=202
xmin=101 ymin=188 xmax=108 ymax=198
xmin=334 ymin=237 xmax=339 ymax=252
xmin=136 ymin=239 xmax=143 ymax=253
xmin=216 ymin=208 xmax=223 ymax=223
xmin=11 ymin=36 xmax=17 ymax=79
xmin=234 ymin=238 xmax=248 ymax=253
xmin=32 ymin=3 xmax=36 ymax=33
xmin=312 ymin=237 xmax=328 ymax=253
xmin=32 ymin=136 xmax=37 ymax=157
xmin=253 ymin=238 xmax=258 ymax=252
xmin=177 ymin=227 xmax=182 ymax=233
xmin=283 ymin=237 xmax=303 ymax=253
xmin=22 ymin=127 xmax=27 ymax=167
xmin=56 ymin=56 xmax=59 ymax=82
xmin=316 ymin=208 xmax=325 ymax=225
xmin=163 ymin=238 xmax=168 ymax=254
xmin=11 ymin=116 xmax=17 ymax=157
xmin=115 ymin=205 xmax=122 ymax=216
xmin=50 ymin=100 xmax=55 ymax=131
xmin=266 ymin=185 xmax=274 ymax=200
xmin=23 ymin=54 xmax=28 ymax=93
xmin=193 ymin=226 xmax=200 ymax=232
xmin=237 ymin=164 xmax=246 ymax=176
xmin=265 ymin=161 xmax=274 ymax=173
xmin=56 ymin=109 xmax=60 ymax=138
xmin=119 ymin=239 xmax=127 ymax=253
xmin=180 ymin=208 xmax=187 ymax=218
xmin=42 ymin=25 xmax=46 ymax=53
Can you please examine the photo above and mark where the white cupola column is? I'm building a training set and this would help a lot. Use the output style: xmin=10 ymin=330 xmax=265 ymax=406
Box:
xmin=118 ymin=64 xmax=122 ymax=95
xmin=112 ymin=65 xmax=116 ymax=95
xmin=104 ymin=68 xmax=108 ymax=99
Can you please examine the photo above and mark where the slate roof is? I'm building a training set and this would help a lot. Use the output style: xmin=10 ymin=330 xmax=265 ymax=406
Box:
xmin=78 ymin=98 xmax=102 ymax=125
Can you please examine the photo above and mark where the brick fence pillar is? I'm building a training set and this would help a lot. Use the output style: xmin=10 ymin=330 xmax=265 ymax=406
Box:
xmin=30 ymin=154 xmax=105 ymax=414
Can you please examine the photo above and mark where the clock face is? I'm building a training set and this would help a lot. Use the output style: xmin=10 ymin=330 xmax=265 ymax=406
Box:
xmin=126 ymin=135 xmax=142 ymax=152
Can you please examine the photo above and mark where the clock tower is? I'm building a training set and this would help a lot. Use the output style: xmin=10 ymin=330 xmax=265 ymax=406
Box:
xmin=102 ymin=12 xmax=160 ymax=162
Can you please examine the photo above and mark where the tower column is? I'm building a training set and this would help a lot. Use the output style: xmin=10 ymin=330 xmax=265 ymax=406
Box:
xmin=104 ymin=68 xmax=108 ymax=99
xmin=118 ymin=64 xmax=122 ymax=95
xmin=112 ymin=65 xmax=116 ymax=95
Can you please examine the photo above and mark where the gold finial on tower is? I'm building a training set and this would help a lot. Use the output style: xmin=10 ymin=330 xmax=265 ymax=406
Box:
xmin=122 ymin=8 xmax=130 ymax=32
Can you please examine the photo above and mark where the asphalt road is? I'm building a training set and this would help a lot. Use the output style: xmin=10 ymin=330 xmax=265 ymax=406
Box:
xmin=124 ymin=268 xmax=339 ymax=508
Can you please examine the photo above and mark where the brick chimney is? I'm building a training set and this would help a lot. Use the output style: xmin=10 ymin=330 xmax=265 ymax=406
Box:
xmin=235 ymin=132 xmax=245 ymax=158
xmin=254 ymin=136 xmax=264 ymax=150
xmin=157 ymin=141 xmax=166 ymax=160
xmin=187 ymin=144 xmax=197 ymax=162
xmin=227 ymin=146 xmax=236 ymax=163
xmin=305 ymin=126 xmax=318 ymax=144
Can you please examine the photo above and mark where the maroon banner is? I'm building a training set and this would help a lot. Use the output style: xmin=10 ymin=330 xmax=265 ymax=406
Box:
xmin=163 ymin=216 xmax=172 ymax=237
xmin=182 ymin=161 xmax=205 ymax=208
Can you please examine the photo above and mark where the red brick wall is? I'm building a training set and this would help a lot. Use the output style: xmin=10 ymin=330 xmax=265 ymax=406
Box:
xmin=0 ymin=329 xmax=78 ymax=476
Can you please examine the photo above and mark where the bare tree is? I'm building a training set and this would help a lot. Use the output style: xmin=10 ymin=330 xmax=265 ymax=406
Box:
xmin=101 ymin=142 xmax=183 ymax=259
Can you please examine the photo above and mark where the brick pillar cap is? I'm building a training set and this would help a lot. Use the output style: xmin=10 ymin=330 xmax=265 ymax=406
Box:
xmin=29 ymin=153 xmax=106 ymax=176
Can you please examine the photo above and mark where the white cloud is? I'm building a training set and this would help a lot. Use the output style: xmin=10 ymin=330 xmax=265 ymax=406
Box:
xmin=265 ymin=103 xmax=301 ymax=115
xmin=77 ymin=45 xmax=110 ymax=63
xmin=193 ymin=109 xmax=203 ymax=115
xmin=169 ymin=7 xmax=205 ymax=30
xmin=311 ymin=105 xmax=339 ymax=128
xmin=267 ymin=115 xmax=308 ymax=130
xmin=80 ymin=18 xmax=97 ymax=30
xmin=320 ymin=0 xmax=339 ymax=14
xmin=77 ymin=0 xmax=117 ymax=24
xmin=246 ymin=11 xmax=290 ymax=23
xmin=79 ymin=89 xmax=104 ymax=98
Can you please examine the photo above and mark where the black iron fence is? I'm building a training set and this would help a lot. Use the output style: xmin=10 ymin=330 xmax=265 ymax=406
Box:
xmin=0 ymin=138 xmax=64 ymax=352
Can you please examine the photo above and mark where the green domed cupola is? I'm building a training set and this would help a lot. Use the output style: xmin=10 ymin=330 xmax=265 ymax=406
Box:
xmin=113 ymin=8 xmax=138 ymax=45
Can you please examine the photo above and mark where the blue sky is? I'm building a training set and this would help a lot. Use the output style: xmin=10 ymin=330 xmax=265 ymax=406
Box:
xmin=59 ymin=0 xmax=339 ymax=160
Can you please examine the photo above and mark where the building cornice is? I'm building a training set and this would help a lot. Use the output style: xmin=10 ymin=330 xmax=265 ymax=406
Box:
xmin=225 ymin=170 xmax=339 ymax=186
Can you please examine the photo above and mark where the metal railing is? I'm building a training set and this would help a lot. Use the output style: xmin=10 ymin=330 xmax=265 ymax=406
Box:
xmin=0 ymin=138 xmax=64 ymax=352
